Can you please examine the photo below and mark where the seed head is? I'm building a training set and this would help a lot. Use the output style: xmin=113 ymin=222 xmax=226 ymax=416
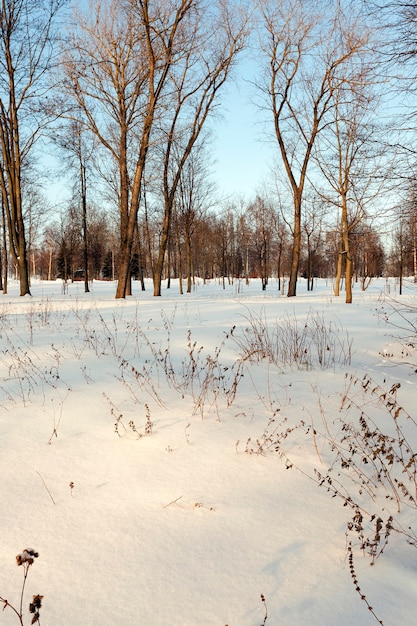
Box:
xmin=16 ymin=549 xmax=39 ymax=566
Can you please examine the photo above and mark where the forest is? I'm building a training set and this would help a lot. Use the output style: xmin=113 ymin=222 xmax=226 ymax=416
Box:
xmin=0 ymin=0 xmax=416 ymax=301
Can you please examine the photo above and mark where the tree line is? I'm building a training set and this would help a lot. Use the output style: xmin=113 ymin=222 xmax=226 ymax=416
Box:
xmin=0 ymin=0 xmax=416 ymax=301
xmin=30 ymin=193 xmax=391 ymax=291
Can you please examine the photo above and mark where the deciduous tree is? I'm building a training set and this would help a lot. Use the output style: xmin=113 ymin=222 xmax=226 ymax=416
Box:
xmin=0 ymin=0 xmax=66 ymax=295
xmin=64 ymin=0 xmax=192 ymax=298
xmin=64 ymin=0 xmax=247 ymax=299
xmin=257 ymin=0 xmax=367 ymax=297
xmin=150 ymin=0 xmax=249 ymax=296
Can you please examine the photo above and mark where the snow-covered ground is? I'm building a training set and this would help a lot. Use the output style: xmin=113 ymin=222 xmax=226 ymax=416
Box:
xmin=0 ymin=277 xmax=416 ymax=626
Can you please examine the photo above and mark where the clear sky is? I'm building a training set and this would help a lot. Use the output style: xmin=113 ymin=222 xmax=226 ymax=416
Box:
xmin=209 ymin=60 xmax=276 ymax=203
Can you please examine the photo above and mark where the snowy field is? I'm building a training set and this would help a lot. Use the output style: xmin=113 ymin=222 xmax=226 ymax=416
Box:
xmin=0 ymin=276 xmax=416 ymax=626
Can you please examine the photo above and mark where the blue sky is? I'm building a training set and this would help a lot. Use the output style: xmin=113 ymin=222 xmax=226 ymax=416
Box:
xmin=44 ymin=52 xmax=275 ymax=211
xmin=210 ymin=62 xmax=276 ymax=202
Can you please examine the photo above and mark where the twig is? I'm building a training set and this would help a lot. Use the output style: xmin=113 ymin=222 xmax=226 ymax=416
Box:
xmin=36 ymin=471 xmax=56 ymax=505
xmin=260 ymin=593 xmax=268 ymax=625
xmin=347 ymin=543 xmax=384 ymax=624
xmin=163 ymin=495 xmax=183 ymax=508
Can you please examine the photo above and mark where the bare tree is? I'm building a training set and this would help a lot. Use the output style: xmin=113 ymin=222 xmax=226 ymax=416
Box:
xmin=318 ymin=89 xmax=382 ymax=300
xmin=173 ymin=139 xmax=215 ymax=293
xmin=24 ymin=182 xmax=52 ymax=279
xmin=1 ymin=196 xmax=6 ymax=291
xmin=213 ymin=208 xmax=239 ymax=287
xmin=257 ymin=0 xmax=367 ymax=297
xmin=351 ymin=222 xmax=385 ymax=288
xmin=0 ymin=0 xmax=66 ymax=295
xmin=54 ymin=119 xmax=96 ymax=292
xmin=63 ymin=0 xmax=195 ymax=298
xmin=63 ymin=0 xmax=247 ymax=299
xmin=368 ymin=0 xmax=417 ymax=70
xmin=313 ymin=9 xmax=388 ymax=303
xmin=191 ymin=210 xmax=219 ymax=281
xmin=393 ymin=182 xmax=417 ymax=284
xmin=149 ymin=0 xmax=249 ymax=296
xmin=272 ymin=208 xmax=290 ymax=292
xmin=409 ymin=183 xmax=417 ymax=282
xmin=247 ymin=196 xmax=274 ymax=290
xmin=302 ymin=194 xmax=326 ymax=291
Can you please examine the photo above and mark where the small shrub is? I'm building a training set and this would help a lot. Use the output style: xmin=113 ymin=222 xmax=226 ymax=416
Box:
xmin=231 ymin=308 xmax=352 ymax=370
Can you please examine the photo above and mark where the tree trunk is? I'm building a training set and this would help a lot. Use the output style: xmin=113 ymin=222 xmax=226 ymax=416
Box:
xmin=17 ymin=252 xmax=30 ymax=296
xmin=287 ymin=194 xmax=301 ymax=297
xmin=13 ymin=194 xmax=31 ymax=296
xmin=153 ymin=200 xmax=171 ymax=296
xmin=81 ymin=161 xmax=90 ymax=293
xmin=173 ymin=207 xmax=183 ymax=294
xmin=186 ymin=230 xmax=192 ymax=293
xmin=1 ymin=197 xmax=7 ymax=293
xmin=341 ymin=196 xmax=352 ymax=304
xmin=345 ymin=255 xmax=352 ymax=303
xmin=334 ymin=239 xmax=342 ymax=296
xmin=115 ymin=243 xmax=133 ymax=298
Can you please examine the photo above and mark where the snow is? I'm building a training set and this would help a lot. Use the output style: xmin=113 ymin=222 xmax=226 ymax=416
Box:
xmin=1 ymin=277 xmax=417 ymax=625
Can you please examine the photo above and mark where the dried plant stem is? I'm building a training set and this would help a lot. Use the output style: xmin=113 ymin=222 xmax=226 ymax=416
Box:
xmin=260 ymin=593 xmax=268 ymax=625
xmin=36 ymin=471 xmax=56 ymax=505
xmin=163 ymin=495 xmax=183 ymax=508
xmin=1 ymin=549 xmax=42 ymax=625
xmin=0 ymin=596 xmax=22 ymax=624
xmin=347 ymin=544 xmax=384 ymax=625
xmin=19 ymin=566 xmax=29 ymax=620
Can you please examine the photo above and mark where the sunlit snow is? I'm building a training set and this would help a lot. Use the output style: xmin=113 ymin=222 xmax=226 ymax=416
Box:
xmin=0 ymin=277 xmax=416 ymax=625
